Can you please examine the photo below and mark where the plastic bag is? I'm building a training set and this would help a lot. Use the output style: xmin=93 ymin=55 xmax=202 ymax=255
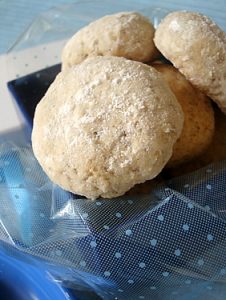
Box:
xmin=0 ymin=142 xmax=226 ymax=300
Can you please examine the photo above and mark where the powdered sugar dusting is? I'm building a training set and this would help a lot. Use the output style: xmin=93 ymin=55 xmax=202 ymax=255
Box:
xmin=33 ymin=56 xmax=183 ymax=199
xmin=155 ymin=11 xmax=226 ymax=111
xmin=169 ymin=19 xmax=181 ymax=31
xmin=62 ymin=11 xmax=156 ymax=69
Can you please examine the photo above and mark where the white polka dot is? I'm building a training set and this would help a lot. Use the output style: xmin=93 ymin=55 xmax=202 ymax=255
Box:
xmin=40 ymin=213 xmax=45 ymax=218
xmin=207 ymin=234 xmax=214 ymax=241
xmin=174 ymin=249 xmax=181 ymax=256
xmin=139 ymin=262 xmax=146 ymax=268
xmin=90 ymin=241 xmax=97 ymax=248
xmin=127 ymin=200 xmax=133 ymax=204
xmin=116 ymin=212 xmax=122 ymax=218
xmin=49 ymin=229 xmax=55 ymax=233
xmin=150 ymin=239 xmax=157 ymax=247
xmin=126 ymin=229 xmax=132 ymax=236
xmin=187 ymin=202 xmax=194 ymax=209
xmin=157 ymin=214 xmax=164 ymax=221
xmin=182 ymin=224 xmax=189 ymax=231
xmin=197 ymin=259 xmax=204 ymax=266
xmin=118 ymin=289 xmax=123 ymax=293
xmin=96 ymin=201 xmax=102 ymax=206
xmin=103 ymin=225 xmax=109 ymax=230
xmin=150 ymin=286 xmax=156 ymax=290
xmin=164 ymin=187 xmax=170 ymax=192
xmin=115 ymin=252 xmax=122 ymax=259
xmin=206 ymin=184 xmax=212 ymax=190
xmin=162 ymin=271 xmax=169 ymax=277
xmin=82 ymin=213 xmax=88 ymax=219
xmin=220 ymin=268 xmax=226 ymax=275
xmin=184 ymin=184 xmax=190 ymax=188
xmin=104 ymin=271 xmax=111 ymax=277
xmin=128 ymin=279 xmax=134 ymax=284
xmin=185 ymin=280 xmax=191 ymax=284
xmin=55 ymin=250 xmax=62 ymax=256
xmin=79 ymin=260 xmax=86 ymax=267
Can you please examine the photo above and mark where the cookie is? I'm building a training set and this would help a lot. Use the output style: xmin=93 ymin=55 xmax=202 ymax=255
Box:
xmin=154 ymin=11 xmax=226 ymax=113
xmin=32 ymin=56 xmax=183 ymax=199
xmin=164 ymin=106 xmax=226 ymax=178
xmin=62 ymin=11 xmax=158 ymax=70
xmin=153 ymin=64 xmax=215 ymax=167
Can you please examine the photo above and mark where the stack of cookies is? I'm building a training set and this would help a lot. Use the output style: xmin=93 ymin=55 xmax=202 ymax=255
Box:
xmin=32 ymin=11 xmax=226 ymax=199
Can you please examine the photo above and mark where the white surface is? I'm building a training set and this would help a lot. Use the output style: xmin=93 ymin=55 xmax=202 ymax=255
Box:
xmin=0 ymin=39 xmax=66 ymax=133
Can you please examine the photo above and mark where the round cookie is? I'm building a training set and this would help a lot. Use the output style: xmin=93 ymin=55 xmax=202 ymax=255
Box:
xmin=32 ymin=56 xmax=184 ymax=199
xmin=165 ymin=107 xmax=226 ymax=178
xmin=153 ymin=64 xmax=215 ymax=167
xmin=62 ymin=11 xmax=158 ymax=70
xmin=154 ymin=11 xmax=226 ymax=113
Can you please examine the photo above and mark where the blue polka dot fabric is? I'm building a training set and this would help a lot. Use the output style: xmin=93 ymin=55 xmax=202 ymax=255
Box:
xmin=0 ymin=142 xmax=226 ymax=300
